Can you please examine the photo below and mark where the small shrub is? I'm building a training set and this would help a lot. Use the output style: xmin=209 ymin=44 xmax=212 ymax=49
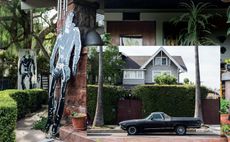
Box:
xmin=154 ymin=74 xmax=177 ymax=85
xmin=221 ymin=124 xmax=230 ymax=134
xmin=32 ymin=116 xmax=48 ymax=132
xmin=220 ymin=98 xmax=230 ymax=114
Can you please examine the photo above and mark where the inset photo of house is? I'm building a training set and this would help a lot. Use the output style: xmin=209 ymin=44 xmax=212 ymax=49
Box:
xmin=119 ymin=46 xmax=220 ymax=91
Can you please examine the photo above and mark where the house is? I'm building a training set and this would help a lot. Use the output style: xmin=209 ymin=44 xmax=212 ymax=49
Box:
xmin=122 ymin=47 xmax=187 ymax=86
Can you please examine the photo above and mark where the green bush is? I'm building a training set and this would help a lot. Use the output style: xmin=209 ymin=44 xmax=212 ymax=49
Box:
xmin=154 ymin=74 xmax=177 ymax=85
xmin=0 ymin=89 xmax=48 ymax=142
xmin=87 ymin=85 xmax=127 ymax=124
xmin=32 ymin=116 xmax=48 ymax=132
xmin=7 ymin=89 xmax=48 ymax=119
xmin=131 ymin=85 xmax=209 ymax=117
xmin=220 ymin=98 xmax=230 ymax=114
xmin=0 ymin=92 xmax=17 ymax=142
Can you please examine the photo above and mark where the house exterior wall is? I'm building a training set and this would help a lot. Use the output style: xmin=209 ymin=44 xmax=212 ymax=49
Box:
xmin=105 ymin=12 xmax=182 ymax=45
xmin=144 ymin=53 xmax=179 ymax=83
xmin=123 ymin=79 xmax=145 ymax=85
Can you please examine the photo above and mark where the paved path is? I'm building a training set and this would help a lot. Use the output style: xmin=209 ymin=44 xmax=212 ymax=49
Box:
xmin=16 ymin=109 xmax=62 ymax=142
xmin=16 ymin=109 xmax=47 ymax=142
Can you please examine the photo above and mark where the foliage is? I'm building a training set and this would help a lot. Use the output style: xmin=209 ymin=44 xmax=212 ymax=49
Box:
xmin=0 ymin=89 xmax=48 ymax=119
xmin=87 ymin=33 xmax=125 ymax=85
xmin=220 ymin=98 xmax=230 ymax=114
xmin=0 ymin=89 xmax=48 ymax=141
xmin=0 ymin=92 xmax=17 ymax=142
xmin=87 ymin=85 xmax=127 ymax=124
xmin=71 ymin=112 xmax=86 ymax=118
xmin=131 ymin=85 xmax=209 ymax=117
xmin=32 ymin=116 xmax=48 ymax=132
xmin=0 ymin=1 xmax=56 ymax=80
xmin=224 ymin=58 xmax=230 ymax=64
xmin=154 ymin=74 xmax=177 ymax=85
xmin=221 ymin=124 xmax=230 ymax=134
xmin=183 ymin=78 xmax=190 ymax=84
xmin=171 ymin=0 xmax=215 ymax=45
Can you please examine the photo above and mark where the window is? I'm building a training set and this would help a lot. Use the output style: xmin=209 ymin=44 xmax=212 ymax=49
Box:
xmin=124 ymin=70 xmax=144 ymax=79
xmin=151 ymin=114 xmax=163 ymax=121
xmin=120 ymin=35 xmax=143 ymax=46
xmin=154 ymin=57 xmax=168 ymax=66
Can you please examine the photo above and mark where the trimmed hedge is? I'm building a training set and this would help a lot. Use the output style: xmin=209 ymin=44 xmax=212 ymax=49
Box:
xmin=87 ymin=85 xmax=127 ymax=124
xmin=131 ymin=85 xmax=209 ymax=117
xmin=0 ymin=92 xmax=17 ymax=142
xmin=0 ymin=89 xmax=48 ymax=142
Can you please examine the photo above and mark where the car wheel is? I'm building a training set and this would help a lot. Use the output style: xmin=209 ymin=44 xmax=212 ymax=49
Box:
xmin=127 ymin=126 xmax=138 ymax=135
xmin=175 ymin=126 xmax=186 ymax=135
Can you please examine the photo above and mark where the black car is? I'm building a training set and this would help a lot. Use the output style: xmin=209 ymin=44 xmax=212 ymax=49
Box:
xmin=119 ymin=112 xmax=202 ymax=135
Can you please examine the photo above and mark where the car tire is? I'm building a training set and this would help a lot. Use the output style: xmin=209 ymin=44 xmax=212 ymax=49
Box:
xmin=175 ymin=125 xmax=186 ymax=135
xmin=127 ymin=126 xmax=138 ymax=135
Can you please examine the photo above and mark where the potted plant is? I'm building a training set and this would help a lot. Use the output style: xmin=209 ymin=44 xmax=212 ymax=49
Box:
xmin=71 ymin=112 xmax=87 ymax=130
xmin=220 ymin=98 xmax=230 ymax=125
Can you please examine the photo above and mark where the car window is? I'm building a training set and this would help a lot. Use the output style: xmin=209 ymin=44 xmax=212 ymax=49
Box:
xmin=151 ymin=114 xmax=163 ymax=121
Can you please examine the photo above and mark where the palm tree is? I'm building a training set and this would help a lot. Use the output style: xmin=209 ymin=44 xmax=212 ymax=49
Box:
xmin=172 ymin=0 xmax=215 ymax=121
xmin=92 ymin=45 xmax=104 ymax=127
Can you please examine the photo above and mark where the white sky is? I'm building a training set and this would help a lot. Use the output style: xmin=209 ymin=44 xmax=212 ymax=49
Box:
xmin=119 ymin=46 xmax=220 ymax=91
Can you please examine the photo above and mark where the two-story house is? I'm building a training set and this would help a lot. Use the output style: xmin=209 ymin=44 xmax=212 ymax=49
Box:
xmin=122 ymin=47 xmax=187 ymax=87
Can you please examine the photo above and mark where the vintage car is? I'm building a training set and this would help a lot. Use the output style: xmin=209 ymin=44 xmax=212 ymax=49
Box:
xmin=119 ymin=112 xmax=202 ymax=135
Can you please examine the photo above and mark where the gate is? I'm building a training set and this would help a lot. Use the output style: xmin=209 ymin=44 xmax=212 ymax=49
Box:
xmin=202 ymin=99 xmax=220 ymax=124
xmin=117 ymin=99 xmax=142 ymax=123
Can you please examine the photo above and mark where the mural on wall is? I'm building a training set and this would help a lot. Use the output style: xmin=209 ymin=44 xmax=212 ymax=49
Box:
xmin=45 ymin=11 xmax=82 ymax=136
xmin=18 ymin=49 xmax=37 ymax=90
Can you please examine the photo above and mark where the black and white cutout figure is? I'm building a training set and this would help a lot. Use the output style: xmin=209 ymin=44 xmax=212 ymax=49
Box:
xmin=45 ymin=11 xmax=82 ymax=136
xmin=19 ymin=51 xmax=36 ymax=90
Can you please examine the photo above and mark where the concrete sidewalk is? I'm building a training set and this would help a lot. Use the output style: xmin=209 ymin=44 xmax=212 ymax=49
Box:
xmin=16 ymin=109 xmax=62 ymax=142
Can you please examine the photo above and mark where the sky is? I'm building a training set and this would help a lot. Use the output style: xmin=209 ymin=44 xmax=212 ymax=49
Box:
xmin=119 ymin=46 xmax=220 ymax=91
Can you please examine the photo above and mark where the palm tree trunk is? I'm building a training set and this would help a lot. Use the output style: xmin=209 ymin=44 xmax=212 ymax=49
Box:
xmin=93 ymin=45 xmax=104 ymax=127
xmin=194 ymin=45 xmax=203 ymax=121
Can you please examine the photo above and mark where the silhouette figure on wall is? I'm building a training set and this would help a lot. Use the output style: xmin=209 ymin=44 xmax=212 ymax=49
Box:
xmin=19 ymin=51 xmax=35 ymax=90
xmin=45 ymin=12 xmax=82 ymax=136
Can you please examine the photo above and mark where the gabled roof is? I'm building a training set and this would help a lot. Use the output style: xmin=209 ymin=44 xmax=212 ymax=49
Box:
xmin=124 ymin=56 xmax=150 ymax=69
xmin=140 ymin=47 xmax=186 ymax=72
xmin=172 ymin=56 xmax=187 ymax=72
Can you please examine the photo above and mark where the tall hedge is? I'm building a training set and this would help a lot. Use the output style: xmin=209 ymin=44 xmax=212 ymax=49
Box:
xmin=87 ymin=85 xmax=127 ymax=124
xmin=131 ymin=85 xmax=209 ymax=117
xmin=0 ymin=92 xmax=17 ymax=142
xmin=0 ymin=89 xmax=48 ymax=142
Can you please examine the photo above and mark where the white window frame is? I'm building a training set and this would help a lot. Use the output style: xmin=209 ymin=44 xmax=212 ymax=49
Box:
xmin=154 ymin=57 xmax=168 ymax=66
xmin=123 ymin=70 xmax=144 ymax=79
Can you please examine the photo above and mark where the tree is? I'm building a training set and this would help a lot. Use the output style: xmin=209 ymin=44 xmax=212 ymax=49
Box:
xmin=87 ymin=33 xmax=124 ymax=85
xmin=172 ymin=0 xmax=215 ymax=120
xmin=0 ymin=0 xmax=56 ymax=78
xmin=92 ymin=44 xmax=104 ymax=127
xmin=154 ymin=74 xmax=177 ymax=85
